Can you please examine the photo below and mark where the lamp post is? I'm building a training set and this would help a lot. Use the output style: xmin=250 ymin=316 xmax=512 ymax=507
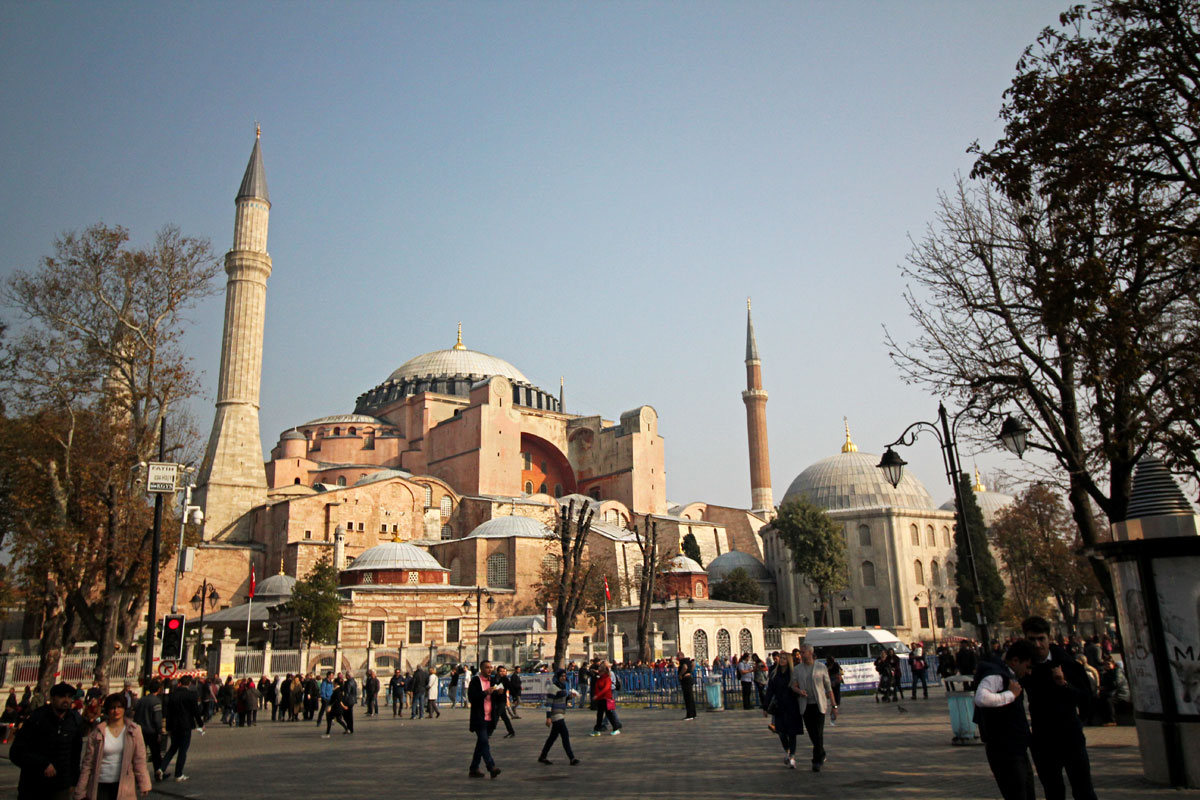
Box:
xmin=190 ymin=579 xmax=219 ymax=664
xmin=673 ymin=593 xmax=694 ymax=656
xmin=512 ymin=636 xmax=522 ymax=666
xmin=877 ymin=403 xmax=1029 ymax=652
xmin=461 ymin=587 xmax=494 ymax=664
xmin=428 ymin=639 xmax=437 ymax=670
xmin=170 ymin=482 xmax=204 ymax=614
xmin=913 ymin=588 xmax=945 ymax=646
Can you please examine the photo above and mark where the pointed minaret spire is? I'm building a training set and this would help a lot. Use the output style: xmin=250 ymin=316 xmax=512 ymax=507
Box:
xmin=453 ymin=322 xmax=466 ymax=350
xmin=195 ymin=131 xmax=273 ymax=541
xmin=742 ymin=298 xmax=774 ymax=518
xmin=559 ymin=376 xmax=565 ymax=412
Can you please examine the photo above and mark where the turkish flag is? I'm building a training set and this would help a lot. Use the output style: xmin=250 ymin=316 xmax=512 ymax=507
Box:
xmin=249 ymin=564 xmax=256 ymax=599
xmin=604 ymin=575 xmax=611 ymax=601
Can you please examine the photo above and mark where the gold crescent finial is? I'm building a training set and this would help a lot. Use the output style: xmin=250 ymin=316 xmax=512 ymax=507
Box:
xmin=841 ymin=417 xmax=858 ymax=453
xmin=747 ymin=297 xmax=752 ymax=311
xmin=279 ymin=557 xmax=285 ymax=575
xmin=973 ymin=467 xmax=986 ymax=492
xmin=560 ymin=376 xmax=564 ymax=387
xmin=453 ymin=322 xmax=466 ymax=350
xmin=255 ymin=121 xmax=261 ymax=139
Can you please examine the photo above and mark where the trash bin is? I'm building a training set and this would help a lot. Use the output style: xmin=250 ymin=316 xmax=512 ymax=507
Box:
xmin=704 ymin=678 xmax=724 ymax=712
xmin=944 ymin=675 xmax=978 ymax=745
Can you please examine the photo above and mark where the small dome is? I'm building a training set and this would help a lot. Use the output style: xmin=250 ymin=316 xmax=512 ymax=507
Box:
xmin=466 ymin=517 xmax=555 ymax=539
xmin=666 ymin=554 xmax=705 ymax=574
xmin=940 ymin=489 xmax=1015 ymax=528
xmin=280 ymin=429 xmax=306 ymax=441
xmin=708 ymin=551 xmax=772 ymax=583
xmin=783 ymin=451 xmax=934 ymax=511
xmin=302 ymin=413 xmax=388 ymax=427
xmin=255 ymin=573 xmax=296 ymax=597
xmin=344 ymin=541 xmax=447 ymax=572
xmin=353 ymin=469 xmax=414 ymax=487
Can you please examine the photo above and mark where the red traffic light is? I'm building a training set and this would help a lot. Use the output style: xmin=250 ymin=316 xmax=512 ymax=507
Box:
xmin=167 ymin=618 xmax=181 ymax=630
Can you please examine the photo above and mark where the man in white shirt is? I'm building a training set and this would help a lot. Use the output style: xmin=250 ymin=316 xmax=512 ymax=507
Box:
xmin=974 ymin=640 xmax=1037 ymax=800
xmin=790 ymin=645 xmax=836 ymax=772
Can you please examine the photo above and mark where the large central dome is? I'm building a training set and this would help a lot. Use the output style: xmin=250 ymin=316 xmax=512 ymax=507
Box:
xmin=783 ymin=450 xmax=935 ymax=512
xmin=387 ymin=348 xmax=528 ymax=384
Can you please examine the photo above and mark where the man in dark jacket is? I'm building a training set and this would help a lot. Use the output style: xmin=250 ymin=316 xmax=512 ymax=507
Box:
xmin=390 ymin=671 xmax=406 ymax=717
xmin=411 ymin=665 xmax=428 ymax=720
xmin=132 ymin=679 xmax=166 ymax=781
xmin=490 ymin=664 xmax=516 ymax=737
xmin=9 ymin=682 xmax=84 ymax=800
xmin=974 ymin=641 xmax=1037 ymax=800
xmin=467 ymin=660 xmax=503 ymax=779
xmin=161 ymin=675 xmax=205 ymax=782
xmin=364 ymin=670 xmax=380 ymax=716
xmin=1021 ymin=616 xmax=1097 ymax=800
xmin=956 ymin=641 xmax=978 ymax=678
xmin=508 ymin=667 xmax=522 ymax=718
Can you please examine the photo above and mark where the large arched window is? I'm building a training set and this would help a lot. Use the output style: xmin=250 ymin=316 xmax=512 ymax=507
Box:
xmin=931 ymin=559 xmax=941 ymax=585
xmin=440 ymin=495 xmax=452 ymax=517
xmin=486 ymin=554 xmax=509 ymax=588
xmin=861 ymin=560 xmax=876 ymax=587
xmin=524 ymin=481 xmax=534 ymax=494
xmin=336 ymin=476 xmax=346 ymax=486
xmin=858 ymin=524 xmax=872 ymax=546
xmin=541 ymin=553 xmax=560 ymax=576
xmin=942 ymin=526 xmax=951 ymax=548
xmin=926 ymin=525 xmax=936 ymax=547
xmin=424 ymin=486 xmax=433 ymax=508
xmin=693 ymin=629 xmax=709 ymax=662
xmin=915 ymin=559 xmax=925 ymax=585
xmin=738 ymin=628 xmax=753 ymax=654
xmin=716 ymin=629 xmax=732 ymax=659
xmin=910 ymin=524 xmax=920 ymax=546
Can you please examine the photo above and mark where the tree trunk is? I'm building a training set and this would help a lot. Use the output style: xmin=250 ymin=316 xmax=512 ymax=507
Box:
xmin=37 ymin=577 xmax=66 ymax=696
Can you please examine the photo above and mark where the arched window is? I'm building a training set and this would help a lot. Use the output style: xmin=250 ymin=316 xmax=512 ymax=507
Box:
xmin=486 ymin=554 xmax=509 ymax=587
xmin=424 ymin=486 xmax=433 ymax=508
xmin=738 ymin=628 xmax=753 ymax=654
xmin=440 ymin=524 xmax=451 ymax=540
xmin=293 ymin=477 xmax=300 ymax=485
xmin=539 ymin=483 xmax=548 ymax=494
xmin=524 ymin=481 xmax=533 ymax=494
xmin=693 ymin=629 xmax=709 ymax=662
xmin=589 ymin=488 xmax=601 ymax=500
xmin=694 ymin=581 xmax=705 ymax=598
xmin=333 ymin=427 xmax=341 ymax=436
xmin=716 ymin=629 xmax=732 ymax=659
xmin=942 ymin=526 xmax=951 ymax=548
xmin=336 ymin=476 xmax=346 ymax=486
xmin=348 ymin=427 xmax=356 ymax=436
xmin=931 ymin=559 xmax=941 ymax=585
xmin=554 ymin=484 xmax=563 ymax=497
xmin=861 ymin=560 xmax=876 ymax=587
xmin=910 ymin=524 xmax=920 ymax=546
xmin=926 ymin=525 xmax=936 ymax=547
xmin=541 ymin=553 xmax=560 ymax=576
xmin=915 ymin=559 xmax=925 ymax=585
xmin=440 ymin=495 xmax=452 ymax=516
xmin=858 ymin=524 xmax=871 ymax=546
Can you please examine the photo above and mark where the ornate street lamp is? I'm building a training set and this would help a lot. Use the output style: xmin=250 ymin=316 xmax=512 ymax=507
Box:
xmin=462 ymin=588 xmax=495 ymax=664
xmin=997 ymin=415 xmax=1031 ymax=458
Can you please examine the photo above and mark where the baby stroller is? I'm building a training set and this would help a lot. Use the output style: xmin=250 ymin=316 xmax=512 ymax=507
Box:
xmin=875 ymin=667 xmax=895 ymax=703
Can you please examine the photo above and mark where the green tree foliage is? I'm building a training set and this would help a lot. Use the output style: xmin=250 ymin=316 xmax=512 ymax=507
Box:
xmin=771 ymin=498 xmax=847 ymax=627
xmin=991 ymin=483 xmax=1103 ymax=634
xmin=709 ymin=566 xmax=762 ymax=605
xmin=284 ymin=555 xmax=342 ymax=646
xmin=951 ymin=475 xmax=1006 ymax=633
xmin=889 ymin=1 xmax=1200 ymax=586
xmin=680 ymin=533 xmax=703 ymax=567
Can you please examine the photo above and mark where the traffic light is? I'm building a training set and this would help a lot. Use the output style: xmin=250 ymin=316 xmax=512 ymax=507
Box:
xmin=160 ymin=614 xmax=186 ymax=661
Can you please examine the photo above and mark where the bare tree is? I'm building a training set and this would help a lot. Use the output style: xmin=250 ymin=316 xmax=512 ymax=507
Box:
xmin=1 ymin=223 xmax=219 ymax=690
xmin=633 ymin=518 xmax=661 ymax=663
xmin=549 ymin=501 xmax=595 ymax=669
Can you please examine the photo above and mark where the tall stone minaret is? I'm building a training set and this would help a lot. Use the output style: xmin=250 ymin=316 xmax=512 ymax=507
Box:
xmin=742 ymin=298 xmax=774 ymax=518
xmin=195 ymin=128 xmax=272 ymax=542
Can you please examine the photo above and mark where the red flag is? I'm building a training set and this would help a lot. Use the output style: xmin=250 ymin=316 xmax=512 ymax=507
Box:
xmin=604 ymin=575 xmax=610 ymax=601
xmin=249 ymin=564 xmax=256 ymax=599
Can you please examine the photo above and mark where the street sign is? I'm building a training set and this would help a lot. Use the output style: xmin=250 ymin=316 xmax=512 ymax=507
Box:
xmin=146 ymin=462 xmax=179 ymax=494
xmin=158 ymin=660 xmax=178 ymax=678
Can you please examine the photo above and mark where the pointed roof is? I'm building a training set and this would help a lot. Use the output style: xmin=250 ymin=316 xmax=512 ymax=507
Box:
xmin=1124 ymin=457 xmax=1195 ymax=519
xmin=236 ymin=128 xmax=270 ymax=203
xmin=745 ymin=297 xmax=759 ymax=362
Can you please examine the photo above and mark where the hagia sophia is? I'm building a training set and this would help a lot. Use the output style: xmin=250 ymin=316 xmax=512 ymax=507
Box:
xmin=173 ymin=134 xmax=1015 ymax=670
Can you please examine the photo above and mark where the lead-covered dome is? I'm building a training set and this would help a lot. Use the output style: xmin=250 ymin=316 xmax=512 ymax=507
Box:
xmin=666 ymin=554 xmax=706 ymax=574
xmin=344 ymin=541 xmax=447 ymax=573
xmin=707 ymin=550 xmax=772 ymax=583
xmin=387 ymin=348 xmax=528 ymax=385
xmin=783 ymin=450 xmax=934 ymax=511
xmin=255 ymin=573 xmax=297 ymax=598
xmin=940 ymin=472 xmax=1014 ymax=527
xmin=466 ymin=516 xmax=555 ymax=539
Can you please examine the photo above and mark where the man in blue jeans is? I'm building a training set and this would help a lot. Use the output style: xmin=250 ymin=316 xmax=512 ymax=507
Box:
xmin=467 ymin=661 xmax=503 ymax=779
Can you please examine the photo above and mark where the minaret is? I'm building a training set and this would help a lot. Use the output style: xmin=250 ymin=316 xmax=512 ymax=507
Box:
xmin=742 ymin=298 xmax=774 ymax=518
xmin=195 ymin=128 xmax=272 ymax=541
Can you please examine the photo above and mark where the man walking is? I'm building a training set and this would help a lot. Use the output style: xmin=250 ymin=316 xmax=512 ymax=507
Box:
xmin=364 ymin=670 xmax=380 ymax=717
xmin=8 ymin=682 xmax=84 ymax=800
xmin=390 ymin=671 xmax=406 ymax=717
xmin=411 ymin=665 xmax=427 ymax=719
xmin=427 ymin=667 xmax=442 ymax=718
xmin=678 ymin=654 xmax=697 ymax=720
xmin=467 ymin=660 xmax=503 ymax=779
xmin=791 ymin=645 xmax=836 ymax=772
xmin=538 ymin=668 xmax=581 ymax=766
xmin=975 ymin=640 xmax=1038 ymax=800
xmin=911 ymin=645 xmax=930 ymax=699
xmin=161 ymin=675 xmax=205 ymax=783
xmin=508 ymin=666 xmax=523 ymax=718
xmin=738 ymin=653 xmax=755 ymax=709
xmin=342 ymin=673 xmax=358 ymax=733
xmin=490 ymin=665 xmax=515 ymax=737
xmin=1021 ymin=616 xmax=1097 ymax=800
xmin=316 ymin=673 xmax=334 ymax=725
xmin=132 ymin=679 xmax=166 ymax=781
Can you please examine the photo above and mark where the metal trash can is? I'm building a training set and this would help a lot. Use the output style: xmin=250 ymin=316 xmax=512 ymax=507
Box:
xmin=704 ymin=678 xmax=724 ymax=712
xmin=944 ymin=675 xmax=979 ymax=745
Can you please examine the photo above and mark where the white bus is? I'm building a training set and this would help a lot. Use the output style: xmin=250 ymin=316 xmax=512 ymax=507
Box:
xmin=802 ymin=627 xmax=911 ymax=660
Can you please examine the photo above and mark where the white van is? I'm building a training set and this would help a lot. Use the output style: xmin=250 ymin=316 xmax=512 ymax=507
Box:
xmin=803 ymin=628 xmax=911 ymax=660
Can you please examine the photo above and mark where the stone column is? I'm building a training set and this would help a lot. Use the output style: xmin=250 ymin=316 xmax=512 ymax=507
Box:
xmin=609 ymin=627 xmax=623 ymax=664
xmin=366 ymin=642 xmax=376 ymax=673
xmin=209 ymin=628 xmax=237 ymax=679
xmin=263 ymin=640 xmax=273 ymax=676
xmin=650 ymin=623 xmax=664 ymax=660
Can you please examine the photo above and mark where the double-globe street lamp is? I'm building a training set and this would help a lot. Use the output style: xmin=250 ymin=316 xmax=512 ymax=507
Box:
xmin=876 ymin=402 xmax=1029 ymax=652
xmin=913 ymin=587 xmax=946 ymax=646
xmin=189 ymin=579 xmax=220 ymax=666
xmin=461 ymin=587 xmax=495 ymax=664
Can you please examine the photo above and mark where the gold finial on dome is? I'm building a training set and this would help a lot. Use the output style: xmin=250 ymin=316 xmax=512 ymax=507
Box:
xmin=279 ymin=557 xmax=284 ymax=575
xmin=841 ymin=417 xmax=858 ymax=453
xmin=973 ymin=467 xmax=986 ymax=492
xmin=453 ymin=322 xmax=466 ymax=350
xmin=392 ymin=530 xmax=404 ymax=543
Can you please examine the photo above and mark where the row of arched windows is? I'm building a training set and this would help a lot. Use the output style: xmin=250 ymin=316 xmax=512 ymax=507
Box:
xmin=857 ymin=558 xmax=949 ymax=588
xmin=695 ymin=627 xmax=755 ymax=661
xmin=909 ymin=523 xmax=952 ymax=548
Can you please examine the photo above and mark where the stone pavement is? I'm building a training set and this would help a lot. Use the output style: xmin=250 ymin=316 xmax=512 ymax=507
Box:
xmin=1 ymin=694 xmax=1195 ymax=799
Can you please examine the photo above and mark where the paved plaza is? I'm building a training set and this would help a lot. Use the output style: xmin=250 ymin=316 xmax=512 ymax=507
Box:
xmin=2 ymin=694 xmax=1195 ymax=799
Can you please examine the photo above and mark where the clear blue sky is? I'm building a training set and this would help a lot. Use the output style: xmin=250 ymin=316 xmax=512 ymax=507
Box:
xmin=0 ymin=0 xmax=1064 ymax=508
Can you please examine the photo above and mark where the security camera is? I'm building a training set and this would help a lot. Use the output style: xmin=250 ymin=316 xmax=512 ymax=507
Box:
xmin=189 ymin=508 xmax=204 ymax=525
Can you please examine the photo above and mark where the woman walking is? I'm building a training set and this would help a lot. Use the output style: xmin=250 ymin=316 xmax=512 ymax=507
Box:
xmin=589 ymin=661 xmax=622 ymax=736
xmin=764 ymin=652 xmax=803 ymax=769
xmin=74 ymin=693 xmax=151 ymax=800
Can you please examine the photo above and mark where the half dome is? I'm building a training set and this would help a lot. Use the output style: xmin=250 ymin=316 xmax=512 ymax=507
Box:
xmin=783 ymin=450 xmax=934 ymax=511
xmin=466 ymin=516 xmax=555 ymax=539
xmin=344 ymin=541 xmax=447 ymax=572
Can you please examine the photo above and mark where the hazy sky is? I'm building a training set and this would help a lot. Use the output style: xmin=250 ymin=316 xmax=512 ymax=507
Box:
xmin=1 ymin=0 xmax=1066 ymax=508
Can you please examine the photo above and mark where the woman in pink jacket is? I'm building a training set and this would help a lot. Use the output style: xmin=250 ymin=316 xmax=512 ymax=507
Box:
xmin=75 ymin=693 xmax=151 ymax=800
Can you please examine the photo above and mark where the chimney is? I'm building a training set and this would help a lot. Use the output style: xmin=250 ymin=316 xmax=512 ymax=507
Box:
xmin=544 ymin=602 xmax=554 ymax=632
xmin=333 ymin=524 xmax=346 ymax=570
